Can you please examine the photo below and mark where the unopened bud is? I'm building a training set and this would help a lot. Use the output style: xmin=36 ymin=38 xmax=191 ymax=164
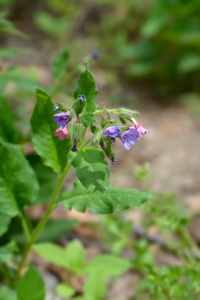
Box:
xmin=101 ymin=139 xmax=116 ymax=164
xmin=91 ymin=131 xmax=102 ymax=146
xmin=72 ymin=95 xmax=86 ymax=116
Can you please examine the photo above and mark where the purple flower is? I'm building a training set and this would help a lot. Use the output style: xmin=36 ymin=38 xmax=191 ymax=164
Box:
xmin=104 ymin=126 xmax=120 ymax=138
xmin=54 ymin=112 xmax=69 ymax=129
xmin=120 ymin=127 xmax=139 ymax=150
xmin=92 ymin=50 xmax=99 ymax=60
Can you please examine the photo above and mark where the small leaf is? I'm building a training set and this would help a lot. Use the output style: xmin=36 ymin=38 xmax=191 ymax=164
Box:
xmin=0 ymin=285 xmax=16 ymax=300
xmin=56 ymin=284 xmax=75 ymax=298
xmin=31 ymin=88 xmax=71 ymax=174
xmin=79 ymin=111 xmax=99 ymax=127
xmin=33 ymin=243 xmax=69 ymax=269
xmin=0 ymin=241 xmax=17 ymax=263
xmin=74 ymin=67 xmax=99 ymax=113
xmin=59 ymin=181 xmax=152 ymax=214
xmin=0 ymin=138 xmax=39 ymax=217
xmin=87 ymin=254 xmax=132 ymax=277
xmin=64 ymin=240 xmax=85 ymax=274
xmin=52 ymin=48 xmax=69 ymax=79
xmin=17 ymin=265 xmax=45 ymax=300
xmin=70 ymin=147 xmax=110 ymax=194
xmin=84 ymin=272 xmax=107 ymax=300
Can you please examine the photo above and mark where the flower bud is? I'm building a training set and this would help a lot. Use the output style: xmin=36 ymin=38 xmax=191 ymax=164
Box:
xmin=91 ymin=131 xmax=102 ymax=146
xmin=72 ymin=95 xmax=86 ymax=116
xmin=71 ymin=121 xmax=86 ymax=151
xmin=100 ymin=139 xmax=116 ymax=164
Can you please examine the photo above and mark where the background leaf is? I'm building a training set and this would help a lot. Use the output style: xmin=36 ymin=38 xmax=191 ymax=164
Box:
xmin=17 ymin=265 xmax=45 ymax=300
xmin=0 ymin=241 xmax=17 ymax=263
xmin=56 ymin=284 xmax=75 ymax=298
xmin=0 ymin=138 xmax=39 ymax=217
xmin=70 ymin=147 xmax=110 ymax=194
xmin=31 ymin=88 xmax=71 ymax=174
xmin=0 ymin=285 xmax=16 ymax=300
xmin=83 ymin=272 xmax=107 ymax=300
xmin=87 ymin=254 xmax=132 ymax=277
xmin=74 ymin=67 xmax=99 ymax=113
xmin=59 ymin=181 xmax=152 ymax=214
xmin=52 ymin=48 xmax=69 ymax=79
xmin=0 ymin=214 xmax=11 ymax=237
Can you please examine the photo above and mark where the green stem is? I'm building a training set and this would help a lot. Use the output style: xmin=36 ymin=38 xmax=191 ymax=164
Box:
xmin=21 ymin=208 xmax=33 ymax=240
xmin=13 ymin=162 xmax=72 ymax=287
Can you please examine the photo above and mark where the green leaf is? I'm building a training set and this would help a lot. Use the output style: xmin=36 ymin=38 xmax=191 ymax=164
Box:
xmin=56 ymin=284 xmax=75 ymax=298
xmin=52 ymin=48 xmax=69 ymax=79
xmin=0 ymin=138 xmax=39 ymax=217
xmin=74 ymin=67 xmax=99 ymax=113
xmin=59 ymin=181 xmax=152 ymax=214
xmin=64 ymin=240 xmax=85 ymax=274
xmin=87 ymin=254 xmax=132 ymax=277
xmin=0 ymin=214 xmax=11 ymax=237
xmin=70 ymin=147 xmax=109 ymax=194
xmin=17 ymin=265 xmax=45 ymax=300
xmin=84 ymin=272 xmax=107 ymax=300
xmin=31 ymin=88 xmax=71 ymax=174
xmin=0 ymin=96 xmax=18 ymax=143
xmin=33 ymin=243 xmax=69 ymax=269
xmin=79 ymin=112 xmax=99 ymax=127
xmin=0 ymin=241 xmax=17 ymax=263
xmin=0 ymin=285 xmax=16 ymax=300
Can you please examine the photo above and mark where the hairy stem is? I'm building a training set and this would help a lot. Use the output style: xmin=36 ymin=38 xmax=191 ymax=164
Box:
xmin=13 ymin=162 xmax=72 ymax=287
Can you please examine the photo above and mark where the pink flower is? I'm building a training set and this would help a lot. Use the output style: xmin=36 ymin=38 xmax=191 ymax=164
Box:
xmin=54 ymin=126 xmax=69 ymax=141
xmin=132 ymin=119 xmax=148 ymax=137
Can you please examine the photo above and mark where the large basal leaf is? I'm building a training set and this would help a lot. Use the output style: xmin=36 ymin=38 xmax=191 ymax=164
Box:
xmin=0 ymin=214 xmax=11 ymax=237
xmin=59 ymin=181 xmax=152 ymax=214
xmin=0 ymin=96 xmax=18 ymax=143
xmin=31 ymin=88 xmax=71 ymax=174
xmin=0 ymin=138 xmax=39 ymax=217
xmin=70 ymin=147 xmax=110 ymax=194
xmin=17 ymin=265 xmax=45 ymax=300
xmin=74 ymin=67 xmax=99 ymax=113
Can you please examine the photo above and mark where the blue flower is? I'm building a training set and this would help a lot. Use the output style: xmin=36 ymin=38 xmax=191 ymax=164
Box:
xmin=53 ymin=104 xmax=59 ymax=112
xmin=120 ymin=127 xmax=139 ymax=150
xmin=92 ymin=50 xmax=99 ymax=60
xmin=54 ymin=112 xmax=69 ymax=129
xmin=104 ymin=126 xmax=120 ymax=138
xmin=79 ymin=94 xmax=86 ymax=103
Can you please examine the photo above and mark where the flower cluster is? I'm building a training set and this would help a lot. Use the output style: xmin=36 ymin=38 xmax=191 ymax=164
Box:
xmin=104 ymin=119 xmax=148 ymax=151
xmin=53 ymin=99 xmax=148 ymax=164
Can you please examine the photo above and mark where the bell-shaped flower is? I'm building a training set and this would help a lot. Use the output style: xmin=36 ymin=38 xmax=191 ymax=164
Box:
xmin=132 ymin=118 xmax=148 ymax=137
xmin=104 ymin=126 xmax=120 ymax=138
xmin=120 ymin=127 xmax=139 ymax=150
xmin=54 ymin=126 xmax=69 ymax=141
xmin=54 ymin=112 xmax=69 ymax=129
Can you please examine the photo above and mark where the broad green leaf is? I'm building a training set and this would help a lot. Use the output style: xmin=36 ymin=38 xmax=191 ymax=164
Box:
xmin=70 ymin=147 xmax=109 ymax=194
xmin=31 ymin=88 xmax=71 ymax=173
xmin=17 ymin=265 xmax=45 ymax=300
xmin=33 ymin=243 xmax=69 ymax=269
xmin=59 ymin=181 xmax=152 ymax=214
xmin=56 ymin=284 xmax=75 ymax=298
xmin=64 ymin=240 xmax=85 ymax=274
xmin=74 ymin=67 xmax=99 ymax=113
xmin=0 ymin=138 xmax=39 ymax=217
xmin=0 ymin=241 xmax=16 ymax=263
xmin=0 ymin=214 xmax=11 ymax=237
xmin=84 ymin=272 xmax=107 ymax=300
xmin=87 ymin=254 xmax=132 ymax=277
xmin=0 ymin=96 xmax=18 ymax=142
xmin=0 ymin=285 xmax=16 ymax=300
xmin=52 ymin=48 xmax=69 ymax=79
